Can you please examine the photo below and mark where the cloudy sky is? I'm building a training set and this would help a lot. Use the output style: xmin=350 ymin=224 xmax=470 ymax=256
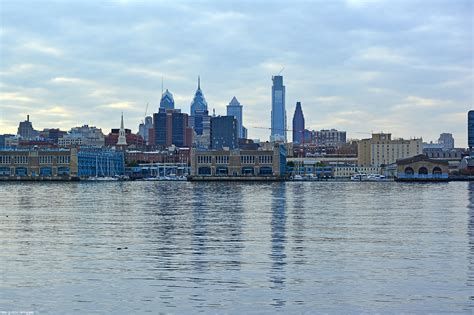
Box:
xmin=0 ymin=0 xmax=472 ymax=145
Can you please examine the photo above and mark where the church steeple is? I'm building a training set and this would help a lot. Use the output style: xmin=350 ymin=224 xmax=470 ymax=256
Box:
xmin=117 ymin=112 xmax=127 ymax=146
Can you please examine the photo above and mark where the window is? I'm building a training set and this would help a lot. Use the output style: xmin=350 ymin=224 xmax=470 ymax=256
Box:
xmin=215 ymin=155 xmax=229 ymax=164
xmin=240 ymin=155 xmax=255 ymax=164
xmin=197 ymin=155 xmax=212 ymax=164
xmin=0 ymin=156 xmax=11 ymax=164
xmin=14 ymin=156 xmax=28 ymax=164
xmin=39 ymin=155 xmax=53 ymax=164
xmin=258 ymin=155 xmax=273 ymax=164
xmin=57 ymin=156 xmax=70 ymax=164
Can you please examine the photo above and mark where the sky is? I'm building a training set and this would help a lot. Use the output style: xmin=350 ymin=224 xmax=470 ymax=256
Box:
xmin=0 ymin=0 xmax=472 ymax=146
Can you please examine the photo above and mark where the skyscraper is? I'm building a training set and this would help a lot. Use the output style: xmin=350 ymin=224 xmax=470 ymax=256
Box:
xmin=270 ymin=75 xmax=286 ymax=142
xmin=226 ymin=96 xmax=243 ymax=138
xmin=292 ymin=102 xmax=305 ymax=144
xmin=17 ymin=115 xmax=38 ymax=139
xmin=190 ymin=76 xmax=208 ymax=116
xmin=189 ymin=76 xmax=210 ymax=138
xmin=153 ymin=109 xmax=192 ymax=148
xmin=469 ymin=110 xmax=474 ymax=151
xmin=160 ymin=89 xmax=175 ymax=110
xmin=210 ymin=116 xmax=238 ymax=150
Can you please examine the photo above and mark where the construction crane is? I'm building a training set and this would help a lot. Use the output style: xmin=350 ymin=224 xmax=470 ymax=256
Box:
xmin=277 ymin=67 xmax=285 ymax=75
xmin=141 ymin=103 xmax=149 ymax=124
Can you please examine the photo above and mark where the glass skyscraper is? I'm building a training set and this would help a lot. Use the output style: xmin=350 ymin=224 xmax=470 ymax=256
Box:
xmin=190 ymin=76 xmax=208 ymax=116
xmin=226 ymin=96 xmax=243 ymax=138
xmin=469 ymin=110 xmax=474 ymax=151
xmin=159 ymin=89 xmax=175 ymax=110
xmin=271 ymin=75 xmax=286 ymax=142
xmin=292 ymin=102 xmax=305 ymax=144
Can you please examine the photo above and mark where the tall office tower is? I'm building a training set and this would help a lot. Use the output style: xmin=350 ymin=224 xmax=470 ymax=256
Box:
xmin=190 ymin=76 xmax=208 ymax=116
xmin=160 ymin=89 xmax=175 ymax=110
xmin=270 ymin=75 xmax=286 ymax=142
xmin=210 ymin=116 xmax=238 ymax=150
xmin=437 ymin=133 xmax=454 ymax=150
xmin=138 ymin=116 xmax=153 ymax=144
xmin=189 ymin=76 xmax=210 ymax=137
xmin=469 ymin=110 xmax=474 ymax=152
xmin=153 ymin=109 xmax=192 ymax=148
xmin=226 ymin=96 xmax=243 ymax=138
xmin=292 ymin=102 xmax=305 ymax=144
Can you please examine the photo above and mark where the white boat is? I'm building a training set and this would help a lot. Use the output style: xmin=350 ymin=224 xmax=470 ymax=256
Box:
xmin=350 ymin=173 xmax=368 ymax=181
xmin=293 ymin=174 xmax=304 ymax=181
xmin=87 ymin=176 xmax=119 ymax=181
xmin=367 ymin=174 xmax=387 ymax=181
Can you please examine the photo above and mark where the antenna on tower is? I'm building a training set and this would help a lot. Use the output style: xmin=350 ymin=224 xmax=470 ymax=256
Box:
xmin=161 ymin=77 xmax=164 ymax=95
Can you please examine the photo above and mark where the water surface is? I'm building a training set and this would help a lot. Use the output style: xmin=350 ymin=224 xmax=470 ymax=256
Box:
xmin=0 ymin=181 xmax=472 ymax=313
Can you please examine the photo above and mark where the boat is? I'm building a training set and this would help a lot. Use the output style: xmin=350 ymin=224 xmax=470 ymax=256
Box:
xmin=293 ymin=174 xmax=304 ymax=181
xmin=367 ymin=174 xmax=387 ymax=181
xmin=350 ymin=173 xmax=368 ymax=181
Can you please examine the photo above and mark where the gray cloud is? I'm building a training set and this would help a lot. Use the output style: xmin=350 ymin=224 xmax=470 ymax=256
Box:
xmin=0 ymin=0 xmax=472 ymax=146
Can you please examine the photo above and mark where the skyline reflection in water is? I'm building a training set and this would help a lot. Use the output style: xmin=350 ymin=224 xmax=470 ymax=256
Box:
xmin=0 ymin=181 xmax=472 ymax=313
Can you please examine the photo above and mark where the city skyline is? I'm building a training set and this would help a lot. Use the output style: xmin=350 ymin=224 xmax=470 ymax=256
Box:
xmin=0 ymin=0 xmax=472 ymax=145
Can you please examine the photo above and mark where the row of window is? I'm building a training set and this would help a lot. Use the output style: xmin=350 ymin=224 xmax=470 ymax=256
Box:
xmin=240 ymin=155 xmax=255 ymax=164
xmin=197 ymin=155 xmax=273 ymax=165
xmin=0 ymin=155 xmax=70 ymax=164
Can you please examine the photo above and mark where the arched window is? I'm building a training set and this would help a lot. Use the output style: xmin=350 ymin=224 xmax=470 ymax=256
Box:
xmin=15 ymin=167 xmax=28 ymax=176
xmin=57 ymin=167 xmax=70 ymax=176
xmin=242 ymin=167 xmax=254 ymax=175
xmin=418 ymin=167 xmax=428 ymax=175
xmin=40 ymin=167 xmax=52 ymax=176
xmin=198 ymin=167 xmax=211 ymax=175
xmin=433 ymin=167 xmax=442 ymax=175
xmin=404 ymin=167 xmax=414 ymax=175
xmin=259 ymin=166 xmax=273 ymax=175
xmin=216 ymin=166 xmax=228 ymax=175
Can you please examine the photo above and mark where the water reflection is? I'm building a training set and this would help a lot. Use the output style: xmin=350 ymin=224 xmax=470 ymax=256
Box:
xmin=467 ymin=182 xmax=474 ymax=307
xmin=269 ymin=183 xmax=287 ymax=307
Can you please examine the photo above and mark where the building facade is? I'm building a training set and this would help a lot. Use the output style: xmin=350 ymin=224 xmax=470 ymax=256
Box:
xmin=77 ymin=147 xmax=125 ymax=178
xmin=59 ymin=125 xmax=105 ymax=147
xmin=153 ymin=109 xmax=193 ymax=148
xmin=358 ymin=133 xmax=422 ymax=167
xmin=313 ymin=129 xmax=346 ymax=147
xmin=210 ymin=116 xmax=238 ymax=150
xmin=437 ymin=133 xmax=454 ymax=150
xmin=138 ymin=116 xmax=153 ymax=145
xmin=396 ymin=154 xmax=449 ymax=180
xmin=270 ymin=75 xmax=286 ymax=142
xmin=227 ymin=96 xmax=243 ymax=138
xmin=469 ymin=110 xmax=474 ymax=152
xmin=0 ymin=148 xmax=78 ymax=179
xmin=17 ymin=115 xmax=38 ymax=139
xmin=190 ymin=143 xmax=286 ymax=179
xmin=292 ymin=102 xmax=305 ymax=144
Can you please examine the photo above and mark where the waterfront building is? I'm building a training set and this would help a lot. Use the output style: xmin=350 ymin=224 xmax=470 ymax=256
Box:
xmin=396 ymin=154 xmax=448 ymax=180
xmin=160 ymin=89 xmax=175 ymax=110
xmin=210 ymin=116 xmax=238 ymax=150
xmin=58 ymin=125 xmax=105 ymax=147
xmin=126 ymin=147 xmax=191 ymax=165
xmin=77 ymin=147 xmax=125 ymax=178
xmin=270 ymin=75 xmax=287 ymax=142
xmin=437 ymin=133 xmax=454 ymax=150
xmin=138 ymin=116 xmax=153 ymax=144
xmin=292 ymin=102 xmax=305 ymax=144
xmin=313 ymin=129 xmax=346 ymax=147
xmin=357 ymin=133 xmax=422 ymax=167
xmin=153 ymin=109 xmax=193 ymax=148
xmin=332 ymin=165 xmax=381 ymax=178
xmin=0 ymin=134 xmax=14 ymax=148
xmin=227 ymin=97 xmax=244 ymax=138
xmin=0 ymin=147 xmax=125 ymax=180
xmin=0 ymin=147 xmax=78 ymax=179
xmin=17 ymin=115 xmax=38 ymax=139
xmin=469 ymin=110 xmax=474 ymax=152
xmin=190 ymin=142 xmax=286 ymax=179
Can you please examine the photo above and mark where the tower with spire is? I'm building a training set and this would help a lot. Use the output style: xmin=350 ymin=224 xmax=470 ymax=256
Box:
xmin=189 ymin=76 xmax=210 ymax=138
xmin=117 ymin=112 xmax=128 ymax=146
xmin=159 ymin=89 xmax=175 ymax=110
